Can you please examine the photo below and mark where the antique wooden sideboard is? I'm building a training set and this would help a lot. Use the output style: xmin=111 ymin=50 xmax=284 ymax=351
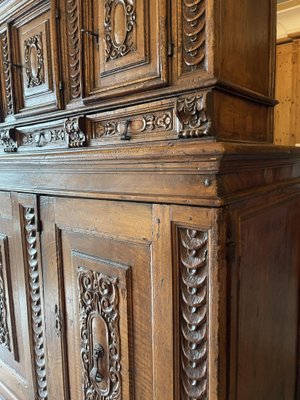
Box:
xmin=0 ymin=0 xmax=299 ymax=399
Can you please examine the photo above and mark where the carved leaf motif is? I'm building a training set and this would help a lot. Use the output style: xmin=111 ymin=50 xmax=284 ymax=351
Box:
xmin=105 ymin=0 xmax=136 ymax=61
xmin=179 ymin=228 xmax=209 ymax=399
xmin=1 ymin=31 xmax=14 ymax=116
xmin=0 ymin=246 xmax=10 ymax=351
xmin=23 ymin=207 xmax=48 ymax=400
xmin=65 ymin=117 xmax=86 ymax=147
xmin=78 ymin=267 xmax=121 ymax=400
xmin=24 ymin=33 xmax=44 ymax=88
xmin=0 ymin=129 xmax=17 ymax=152
xmin=66 ymin=0 xmax=81 ymax=99
xmin=22 ymin=129 xmax=65 ymax=147
xmin=176 ymin=93 xmax=211 ymax=138
xmin=182 ymin=0 xmax=206 ymax=71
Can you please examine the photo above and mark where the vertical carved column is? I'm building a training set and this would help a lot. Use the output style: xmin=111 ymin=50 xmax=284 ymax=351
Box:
xmin=178 ymin=228 xmax=209 ymax=399
xmin=0 ymin=245 xmax=10 ymax=351
xmin=23 ymin=207 xmax=48 ymax=400
xmin=0 ymin=30 xmax=14 ymax=118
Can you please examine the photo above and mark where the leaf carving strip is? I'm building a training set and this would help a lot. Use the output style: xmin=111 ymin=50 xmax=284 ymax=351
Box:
xmin=182 ymin=0 xmax=206 ymax=71
xmin=0 ymin=245 xmax=10 ymax=351
xmin=179 ymin=228 xmax=209 ymax=399
xmin=23 ymin=207 xmax=48 ymax=400
xmin=104 ymin=0 xmax=136 ymax=61
xmin=78 ymin=267 xmax=121 ymax=400
xmin=66 ymin=0 xmax=81 ymax=99
xmin=1 ymin=31 xmax=14 ymax=116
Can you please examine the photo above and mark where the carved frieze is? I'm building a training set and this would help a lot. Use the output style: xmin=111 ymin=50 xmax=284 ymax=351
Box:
xmin=176 ymin=93 xmax=211 ymax=138
xmin=0 ymin=128 xmax=17 ymax=152
xmin=22 ymin=129 xmax=65 ymax=147
xmin=66 ymin=0 xmax=81 ymax=99
xmin=182 ymin=0 xmax=206 ymax=72
xmin=0 ymin=246 xmax=10 ymax=351
xmin=95 ymin=111 xmax=172 ymax=138
xmin=23 ymin=207 xmax=48 ymax=400
xmin=104 ymin=0 xmax=136 ymax=61
xmin=78 ymin=267 xmax=121 ymax=400
xmin=65 ymin=116 xmax=86 ymax=147
xmin=24 ymin=33 xmax=44 ymax=88
xmin=1 ymin=30 xmax=14 ymax=116
xmin=178 ymin=228 xmax=209 ymax=399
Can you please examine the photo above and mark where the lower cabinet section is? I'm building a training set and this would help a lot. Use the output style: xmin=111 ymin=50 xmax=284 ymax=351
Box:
xmin=0 ymin=191 xmax=299 ymax=399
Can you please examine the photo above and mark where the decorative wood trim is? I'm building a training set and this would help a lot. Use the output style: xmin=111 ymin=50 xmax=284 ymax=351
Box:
xmin=0 ymin=244 xmax=10 ymax=351
xmin=21 ymin=128 xmax=65 ymax=147
xmin=0 ymin=128 xmax=17 ymax=152
xmin=78 ymin=266 xmax=122 ymax=400
xmin=66 ymin=0 xmax=82 ymax=100
xmin=178 ymin=227 xmax=209 ymax=399
xmin=22 ymin=206 xmax=48 ymax=400
xmin=24 ymin=33 xmax=44 ymax=88
xmin=104 ymin=0 xmax=136 ymax=61
xmin=182 ymin=0 xmax=207 ymax=72
xmin=176 ymin=92 xmax=211 ymax=138
xmin=65 ymin=116 xmax=86 ymax=147
xmin=1 ymin=30 xmax=14 ymax=117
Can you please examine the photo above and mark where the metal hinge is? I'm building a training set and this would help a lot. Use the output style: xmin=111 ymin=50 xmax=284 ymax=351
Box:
xmin=58 ymin=81 xmax=64 ymax=91
xmin=167 ymin=43 xmax=174 ymax=57
xmin=36 ymin=220 xmax=43 ymax=233
xmin=55 ymin=8 xmax=60 ymax=20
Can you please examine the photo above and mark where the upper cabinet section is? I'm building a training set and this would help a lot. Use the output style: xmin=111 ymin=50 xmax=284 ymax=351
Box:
xmin=80 ymin=0 xmax=168 ymax=103
xmin=0 ymin=1 xmax=61 ymax=121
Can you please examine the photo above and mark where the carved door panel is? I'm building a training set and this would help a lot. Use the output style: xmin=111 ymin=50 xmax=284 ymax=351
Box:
xmin=82 ymin=0 xmax=168 ymax=101
xmin=9 ymin=1 xmax=61 ymax=117
xmin=0 ymin=192 xmax=40 ymax=400
xmin=40 ymin=197 xmax=173 ymax=399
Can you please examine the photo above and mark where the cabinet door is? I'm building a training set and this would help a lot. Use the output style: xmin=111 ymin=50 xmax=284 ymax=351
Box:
xmin=0 ymin=193 xmax=41 ymax=400
xmin=40 ymin=197 xmax=173 ymax=399
xmin=82 ymin=0 xmax=168 ymax=101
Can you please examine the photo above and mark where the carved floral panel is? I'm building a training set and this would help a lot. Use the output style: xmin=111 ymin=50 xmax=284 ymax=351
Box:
xmin=24 ymin=33 xmax=45 ymax=88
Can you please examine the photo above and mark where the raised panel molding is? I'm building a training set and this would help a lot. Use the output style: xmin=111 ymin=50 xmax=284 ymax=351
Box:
xmin=22 ymin=206 xmax=48 ymax=400
xmin=24 ymin=33 xmax=45 ymax=88
xmin=104 ymin=0 xmax=136 ymax=61
xmin=182 ymin=0 xmax=207 ymax=73
xmin=178 ymin=228 xmax=209 ymax=399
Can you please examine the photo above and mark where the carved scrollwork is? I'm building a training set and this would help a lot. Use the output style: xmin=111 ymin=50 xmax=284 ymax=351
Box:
xmin=78 ymin=267 xmax=121 ymax=400
xmin=178 ymin=228 xmax=209 ymax=399
xmin=1 ymin=30 xmax=14 ymax=116
xmin=0 ymin=246 xmax=10 ymax=351
xmin=66 ymin=0 xmax=81 ymax=99
xmin=176 ymin=93 xmax=211 ymax=138
xmin=24 ymin=33 xmax=44 ymax=88
xmin=0 ymin=128 xmax=17 ymax=152
xmin=104 ymin=0 xmax=136 ymax=61
xmin=65 ymin=117 xmax=86 ymax=147
xmin=22 ymin=129 xmax=65 ymax=147
xmin=23 ymin=207 xmax=48 ymax=400
xmin=182 ymin=0 xmax=206 ymax=71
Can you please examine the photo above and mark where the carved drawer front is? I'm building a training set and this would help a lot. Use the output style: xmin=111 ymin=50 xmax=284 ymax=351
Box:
xmin=82 ymin=0 xmax=168 ymax=100
xmin=40 ymin=197 xmax=172 ymax=399
xmin=11 ymin=3 xmax=60 ymax=116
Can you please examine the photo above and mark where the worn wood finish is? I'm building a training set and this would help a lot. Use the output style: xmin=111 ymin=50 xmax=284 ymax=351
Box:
xmin=0 ymin=1 xmax=299 ymax=400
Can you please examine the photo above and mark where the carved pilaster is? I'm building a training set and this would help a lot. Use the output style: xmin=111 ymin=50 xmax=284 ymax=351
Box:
xmin=104 ymin=0 xmax=136 ymax=61
xmin=176 ymin=93 xmax=211 ymax=138
xmin=65 ymin=116 xmax=86 ymax=147
xmin=66 ymin=0 xmax=82 ymax=100
xmin=1 ymin=30 xmax=14 ymax=117
xmin=78 ymin=267 xmax=121 ymax=400
xmin=23 ymin=207 xmax=48 ymax=400
xmin=0 ymin=245 xmax=10 ymax=351
xmin=178 ymin=228 xmax=209 ymax=399
xmin=0 ymin=128 xmax=17 ymax=152
xmin=182 ymin=0 xmax=206 ymax=72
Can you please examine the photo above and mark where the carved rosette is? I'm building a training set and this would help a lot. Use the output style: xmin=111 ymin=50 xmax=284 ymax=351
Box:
xmin=179 ymin=228 xmax=209 ymax=399
xmin=78 ymin=267 xmax=121 ymax=400
xmin=0 ymin=246 xmax=10 ymax=351
xmin=104 ymin=0 xmax=136 ymax=61
xmin=66 ymin=0 xmax=81 ymax=99
xmin=65 ymin=117 xmax=86 ymax=147
xmin=24 ymin=33 xmax=44 ymax=88
xmin=0 ymin=128 xmax=17 ymax=152
xmin=176 ymin=93 xmax=211 ymax=138
xmin=23 ymin=207 xmax=48 ymax=400
xmin=182 ymin=0 xmax=206 ymax=72
xmin=1 ymin=31 xmax=14 ymax=116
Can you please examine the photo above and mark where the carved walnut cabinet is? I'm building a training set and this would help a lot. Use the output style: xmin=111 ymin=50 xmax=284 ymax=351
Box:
xmin=0 ymin=1 xmax=299 ymax=400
